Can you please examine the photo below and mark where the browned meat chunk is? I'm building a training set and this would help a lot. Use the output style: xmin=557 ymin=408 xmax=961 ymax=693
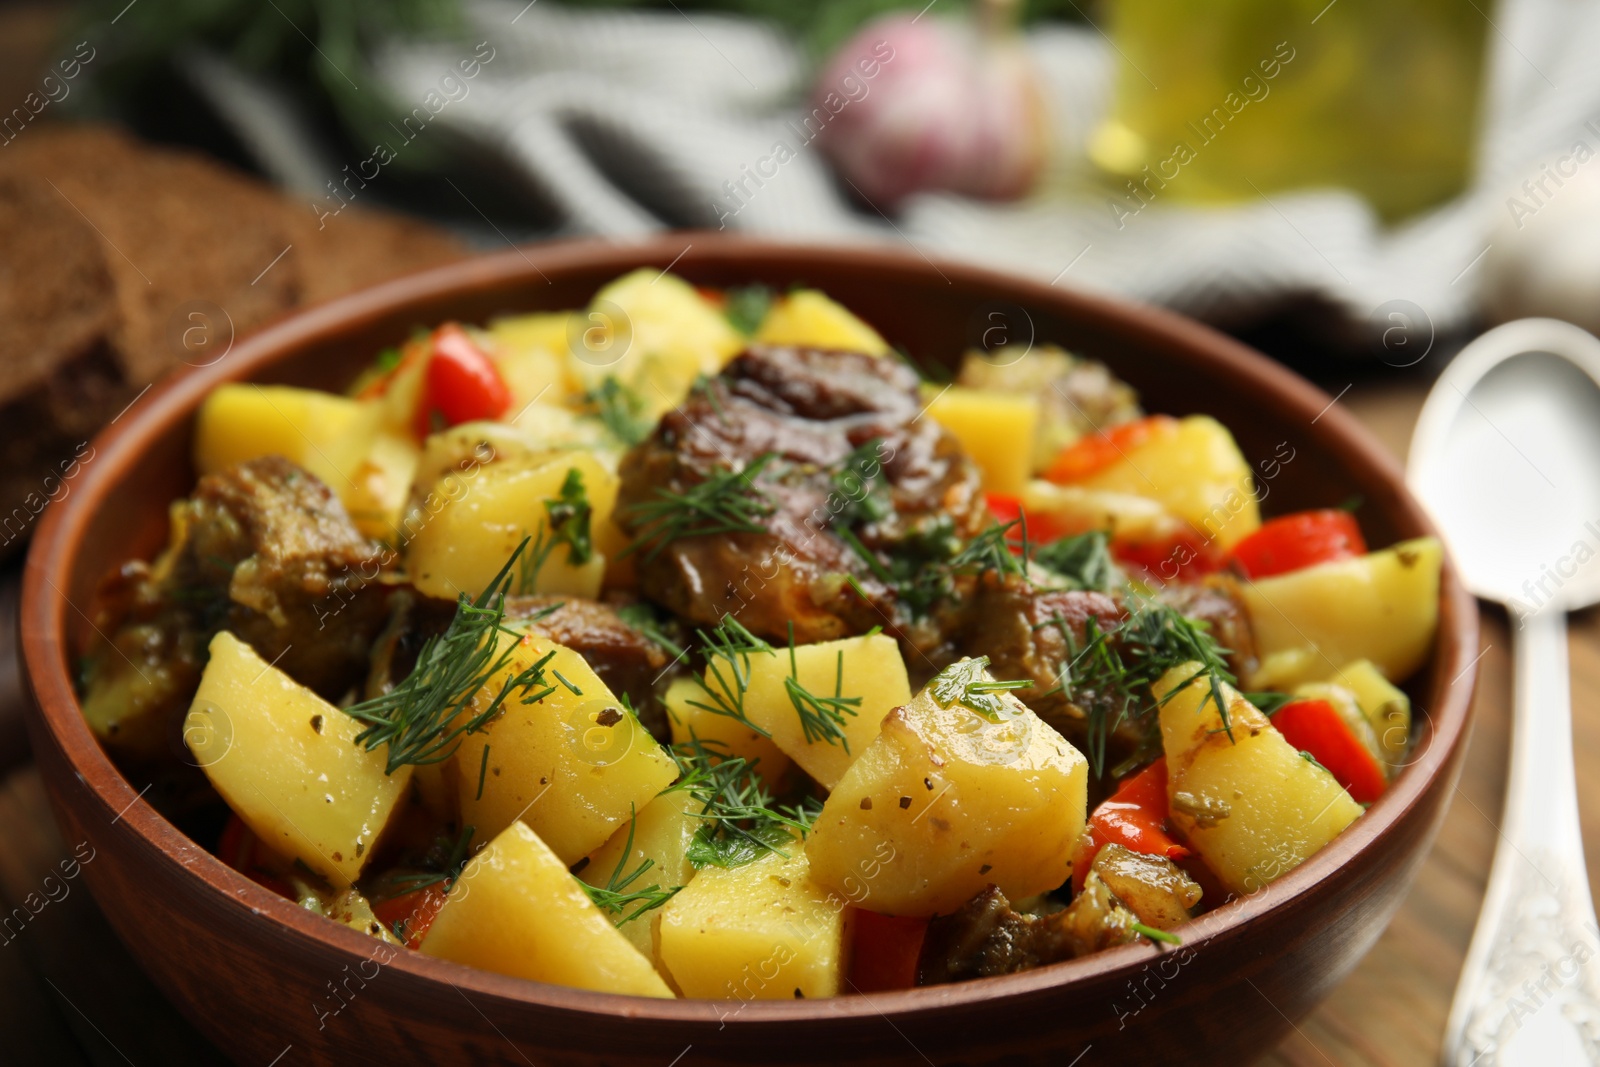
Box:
xmin=615 ymin=346 xmax=987 ymax=647
xmin=918 ymin=881 xmax=1139 ymax=985
xmin=82 ymin=457 xmax=394 ymax=757
xmin=1149 ymin=574 xmax=1257 ymax=682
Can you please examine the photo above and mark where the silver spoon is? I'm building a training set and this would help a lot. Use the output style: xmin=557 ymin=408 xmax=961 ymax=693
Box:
xmin=1409 ymin=318 xmax=1600 ymax=1066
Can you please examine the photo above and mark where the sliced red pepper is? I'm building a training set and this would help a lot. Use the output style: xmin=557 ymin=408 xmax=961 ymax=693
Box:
xmin=412 ymin=322 xmax=512 ymax=438
xmin=1044 ymin=415 xmax=1179 ymax=485
xmin=985 ymin=492 xmax=1076 ymax=546
xmin=1072 ymin=758 xmax=1189 ymax=895
xmin=215 ymin=815 xmax=295 ymax=900
xmin=1271 ymin=699 xmax=1386 ymax=804
xmin=1228 ymin=509 xmax=1367 ymax=579
xmin=848 ymin=909 xmax=929 ymax=993
xmin=1111 ymin=527 xmax=1225 ymax=582
xmin=372 ymin=882 xmax=452 ymax=950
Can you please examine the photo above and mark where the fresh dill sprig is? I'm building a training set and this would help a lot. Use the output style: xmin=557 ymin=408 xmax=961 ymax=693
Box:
xmin=832 ymin=437 xmax=892 ymax=527
xmin=783 ymin=623 xmax=861 ymax=749
xmin=622 ymin=453 xmax=778 ymax=561
xmin=379 ymin=824 xmax=477 ymax=900
xmin=667 ymin=737 xmax=815 ymax=869
xmin=580 ymin=377 xmax=653 ymax=447
xmin=949 ymin=518 xmax=1027 ymax=578
xmin=1054 ymin=593 xmax=1238 ymax=778
xmin=514 ymin=470 xmax=594 ymax=594
xmin=615 ymin=601 xmax=688 ymax=663
xmin=928 ymin=656 xmax=1031 ymax=722
xmin=683 ymin=615 xmax=776 ymax=737
xmin=1130 ymin=921 xmax=1182 ymax=946
xmin=1033 ymin=530 xmax=1118 ymax=592
xmin=723 ymin=284 xmax=773 ymax=336
xmin=344 ymin=539 xmax=558 ymax=774
xmin=579 ymin=806 xmax=683 ymax=925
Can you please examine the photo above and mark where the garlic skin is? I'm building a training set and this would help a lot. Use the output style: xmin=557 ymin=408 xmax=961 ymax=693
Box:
xmin=812 ymin=5 xmax=1048 ymax=211
xmin=1483 ymin=156 xmax=1600 ymax=334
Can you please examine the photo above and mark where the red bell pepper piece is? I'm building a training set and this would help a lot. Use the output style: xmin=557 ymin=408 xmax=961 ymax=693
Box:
xmin=1071 ymin=758 xmax=1190 ymax=894
xmin=372 ymin=883 xmax=452 ymax=950
xmin=1271 ymin=699 xmax=1387 ymax=804
xmin=848 ymin=909 xmax=929 ymax=993
xmin=1044 ymin=415 xmax=1179 ymax=485
xmin=1111 ymin=527 xmax=1225 ymax=582
xmin=412 ymin=322 xmax=512 ymax=437
xmin=215 ymin=815 xmax=295 ymax=900
xmin=985 ymin=492 xmax=1075 ymax=546
xmin=1228 ymin=509 xmax=1367 ymax=579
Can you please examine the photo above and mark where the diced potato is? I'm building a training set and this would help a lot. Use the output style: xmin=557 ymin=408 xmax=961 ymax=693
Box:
xmin=1327 ymin=659 xmax=1413 ymax=769
xmin=805 ymin=659 xmax=1088 ymax=916
xmin=327 ymin=888 xmax=401 ymax=945
xmin=923 ymin=386 xmax=1041 ymax=496
xmin=658 ymin=847 xmax=850 ymax=999
xmin=1155 ymin=663 xmax=1362 ymax=896
xmin=421 ymin=821 xmax=673 ymax=997
xmin=405 ymin=451 xmax=618 ymax=601
xmin=1071 ymin=415 xmax=1260 ymax=549
xmin=196 ymin=384 xmax=367 ymax=484
xmin=580 ymin=789 xmax=704 ymax=962
xmin=736 ymin=634 xmax=912 ymax=791
xmin=505 ymin=402 xmax=616 ymax=457
xmin=342 ymin=430 xmax=419 ymax=540
xmin=754 ymin=289 xmax=889 ymax=356
xmin=573 ymin=270 xmax=744 ymax=415
xmin=185 ymin=632 xmax=411 ymax=888
xmin=1019 ymin=479 xmax=1187 ymax=544
xmin=1240 ymin=537 xmax=1443 ymax=690
xmin=407 ymin=421 xmax=555 ymax=507
xmin=455 ymin=631 xmax=677 ymax=864
xmin=487 ymin=313 xmax=577 ymax=408
xmin=665 ymin=676 xmax=793 ymax=790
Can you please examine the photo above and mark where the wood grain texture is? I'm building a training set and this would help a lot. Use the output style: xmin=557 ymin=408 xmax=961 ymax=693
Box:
xmin=9 ymin=246 xmax=1484 ymax=1062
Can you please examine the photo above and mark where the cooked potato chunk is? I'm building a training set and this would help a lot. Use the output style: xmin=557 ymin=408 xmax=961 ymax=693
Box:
xmin=754 ymin=289 xmax=889 ymax=355
xmin=1240 ymin=537 xmax=1443 ymax=690
xmin=405 ymin=451 xmax=618 ymax=602
xmin=455 ymin=631 xmax=677 ymax=864
xmin=665 ymin=676 xmax=793 ymax=790
xmin=580 ymin=789 xmax=704 ymax=961
xmin=657 ymin=847 xmax=850 ymax=999
xmin=1071 ymin=415 xmax=1260 ymax=549
xmin=186 ymin=632 xmax=410 ymax=888
xmin=924 ymin=386 xmax=1042 ymax=496
xmin=421 ymin=821 xmax=674 ymax=997
xmin=1328 ymin=659 xmax=1413 ymax=769
xmin=735 ymin=633 xmax=912 ymax=791
xmin=1155 ymin=663 xmax=1362 ymax=895
xmin=805 ymin=658 xmax=1088 ymax=916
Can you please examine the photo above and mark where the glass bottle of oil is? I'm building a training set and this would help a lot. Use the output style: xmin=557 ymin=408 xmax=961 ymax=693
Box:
xmin=1088 ymin=0 xmax=1489 ymax=223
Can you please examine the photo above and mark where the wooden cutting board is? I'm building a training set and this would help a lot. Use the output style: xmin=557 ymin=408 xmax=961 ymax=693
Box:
xmin=0 ymin=380 xmax=1586 ymax=1065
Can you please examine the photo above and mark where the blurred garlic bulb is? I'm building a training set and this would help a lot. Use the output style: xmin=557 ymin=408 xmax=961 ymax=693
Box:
xmin=812 ymin=0 xmax=1049 ymax=210
xmin=1483 ymin=154 xmax=1600 ymax=334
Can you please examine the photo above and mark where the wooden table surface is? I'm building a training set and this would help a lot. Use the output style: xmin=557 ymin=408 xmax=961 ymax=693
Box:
xmin=0 ymin=378 xmax=1585 ymax=1066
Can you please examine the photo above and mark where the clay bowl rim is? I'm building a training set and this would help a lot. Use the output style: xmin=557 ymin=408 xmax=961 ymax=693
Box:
xmin=20 ymin=234 xmax=1479 ymax=1026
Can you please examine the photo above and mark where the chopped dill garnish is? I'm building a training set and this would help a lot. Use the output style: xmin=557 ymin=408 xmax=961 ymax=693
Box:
xmin=579 ymin=806 xmax=683 ymax=925
xmin=615 ymin=601 xmax=687 ymax=663
xmin=667 ymin=737 xmax=817 ymax=869
xmin=1299 ymin=750 xmax=1331 ymax=774
xmin=343 ymin=539 xmax=558 ymax=774
xmin=682 ymin=615 xmax=776 ymax=737
xmin=514 ymin=470 xmax=594 ymax=594
xmin=949 ymin=518 xmax=1027 ymax=578
xmin=580 ymin=377 xmax=653 ymax=447
xmin=1130 ymin=921 xmax=1182 ymax=946
xmin=723 ymin=284 xmax=773 ymax=336
xmin=832 ymin=437 xmax=892 ymax=527
xmin=552 ymin=670 xmax=583 ymax=696
xmin=622 ymin=453 xmax=778 ymax=560
xmin=476 ymin=745 xmax=491 ymax=801
xmin=1033 ymin=530 xmax=1118 ymax=592
xmin=783 ymin=623 xmax=861 ymax=749
xmin=378 ymin=824 xmax=477 ymax=901
xmin=1248 ymin=690 xmax=1295 ymax=716
xmin=928 ymin=656 xmax=1030 ymax=722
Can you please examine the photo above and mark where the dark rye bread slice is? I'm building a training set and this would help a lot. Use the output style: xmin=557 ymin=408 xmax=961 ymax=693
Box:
xmin=0 ymin=172 xmax=116 ymax=406
xmin=282 ymin=199 xmax=466 ymax=306
xmin=0 ymin=125 xmax=301 ymax=384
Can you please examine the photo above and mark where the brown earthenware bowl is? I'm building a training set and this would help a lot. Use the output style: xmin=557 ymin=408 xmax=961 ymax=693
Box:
xmin=20 ymin=236 xmax=1478 ymax=1066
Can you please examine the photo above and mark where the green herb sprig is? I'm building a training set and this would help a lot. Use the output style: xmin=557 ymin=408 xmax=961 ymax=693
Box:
xmin=783 ymin=624 xmax=861 ymax=749
xmin=929 ymin=656 xmax=1031 ymax=722
xmin=579 ymin=807 xmax=683 ymax=925
xmin=580 ymin=377 xmax=653 ymax=447
xmin=668 ymin=738 xmax=817 ymax=870
xmin=682 ymin=615 xmax=776 ymax=736
xmin=623 ymin=453 xmax=778 ymax=560
xmin=343 ymin=539 xmax=557 ymax=774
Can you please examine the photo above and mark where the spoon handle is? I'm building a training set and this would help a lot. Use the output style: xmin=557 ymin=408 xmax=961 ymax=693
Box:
xmin=1443 ymin=609 xmax=1600 ymax=1065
